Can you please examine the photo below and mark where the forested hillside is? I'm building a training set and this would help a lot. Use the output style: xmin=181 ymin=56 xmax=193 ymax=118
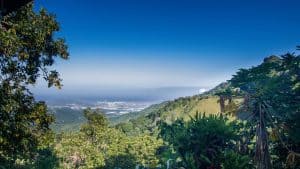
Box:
xmin=50 ymin=107 xmax=86 ymax=132
xmin=114 ymin=82 xmax=244 ymax=136
xmin=115 ymin=93 xmax=219 ymax=135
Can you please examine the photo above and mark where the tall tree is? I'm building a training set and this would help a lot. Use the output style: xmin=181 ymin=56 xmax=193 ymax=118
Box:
xmin=230 ymin=52 xmax=300 ymax=169
xmin=0 ymin=2 xmax=68 ymax=165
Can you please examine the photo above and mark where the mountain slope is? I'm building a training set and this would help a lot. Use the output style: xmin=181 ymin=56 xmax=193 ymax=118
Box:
xmin=114 ymin=83 xmax=243 ymax=135
xmin=115 ymin=95 xmax=225 ymax=135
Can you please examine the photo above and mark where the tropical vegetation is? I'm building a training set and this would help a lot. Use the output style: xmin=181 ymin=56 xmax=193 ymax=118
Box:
xmin=0 ymin=2 xmax=299 ymax=169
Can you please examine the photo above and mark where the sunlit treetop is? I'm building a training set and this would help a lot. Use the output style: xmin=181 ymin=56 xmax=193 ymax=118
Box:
xmin=0 ymin=2 xmax=69 ymax=89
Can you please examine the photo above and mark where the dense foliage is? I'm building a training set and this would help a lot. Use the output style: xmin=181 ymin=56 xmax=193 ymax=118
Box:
xmin=0 ymin=2 xmax=68 ymax=167
xmin=159 ymin=113 xmax=253 ymax=169
xmin=54 ymin=109 xmax=163 ymax=169
xmin=230 ymin=54 xmax=300 ymax=169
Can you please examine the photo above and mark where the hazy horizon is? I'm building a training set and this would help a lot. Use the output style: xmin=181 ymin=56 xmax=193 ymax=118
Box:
xmin=33 ymin=85 xmax=209 ymax=106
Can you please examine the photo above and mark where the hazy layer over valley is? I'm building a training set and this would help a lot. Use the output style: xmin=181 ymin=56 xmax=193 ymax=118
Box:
xmin=38 ymin=86 xmax=208 ymax=132
xmin=35 ymin=86 xmax=208 ymax=109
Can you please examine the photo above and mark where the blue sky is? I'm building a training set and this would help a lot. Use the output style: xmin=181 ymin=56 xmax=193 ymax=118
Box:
xmin=34 ymin=0 xmax=300 ymax=92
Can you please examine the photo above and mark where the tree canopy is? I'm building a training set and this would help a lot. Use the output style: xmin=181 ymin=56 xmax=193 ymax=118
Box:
xmin=230 ymin=53 xmax=300 ymax=169
xmin=0 ymin=2 xmax=68 ymax=166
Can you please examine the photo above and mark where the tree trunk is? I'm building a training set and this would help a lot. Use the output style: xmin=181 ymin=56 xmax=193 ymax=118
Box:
xmin=255 ymin=103 xmax=272 ymax=169
xmin=219 ymin=96 xmax=225 ymax=113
